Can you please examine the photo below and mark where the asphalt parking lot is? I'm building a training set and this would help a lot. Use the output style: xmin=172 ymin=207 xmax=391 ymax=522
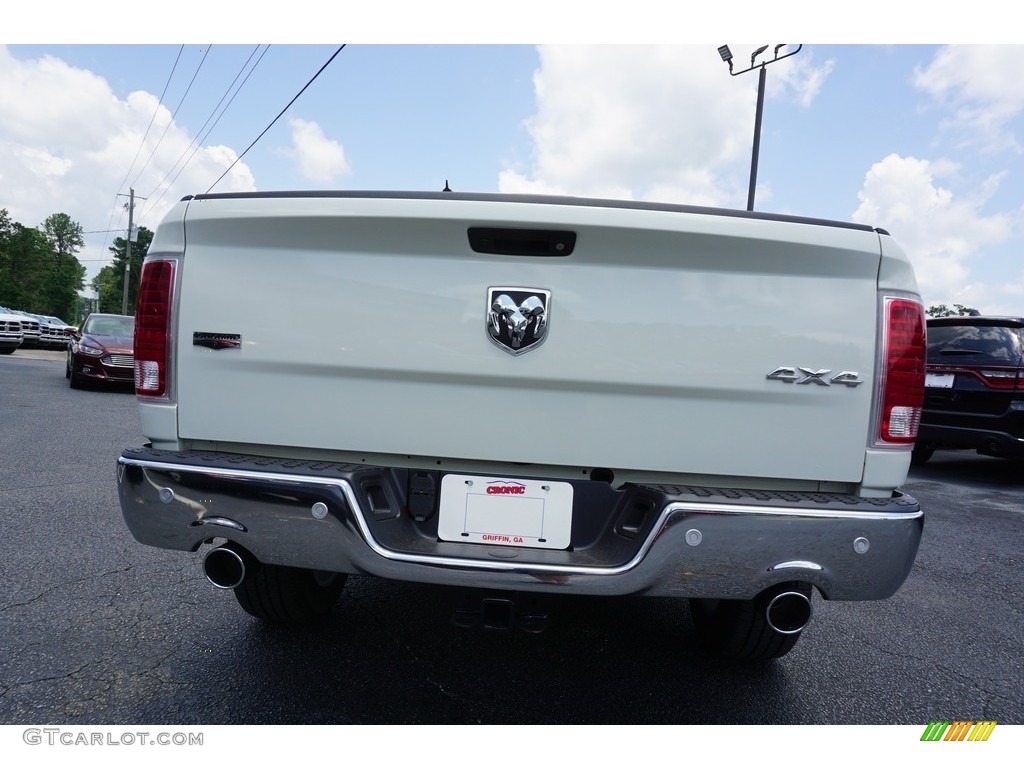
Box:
xmin=5 ymin=347 xmax=66 ymax=362
xmin=1 ymin=351 xmax=1021 ymax=729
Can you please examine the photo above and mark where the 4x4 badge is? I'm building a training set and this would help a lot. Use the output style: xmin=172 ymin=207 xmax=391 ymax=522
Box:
xmin=487 ymin=287 xmax=550 ymax=356
xmin=766 ymin=367 xmax=863 ymax=387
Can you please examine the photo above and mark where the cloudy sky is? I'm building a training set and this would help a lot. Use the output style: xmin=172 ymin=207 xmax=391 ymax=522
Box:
xmin=3 ymin=7 xmax=1022 ymax=315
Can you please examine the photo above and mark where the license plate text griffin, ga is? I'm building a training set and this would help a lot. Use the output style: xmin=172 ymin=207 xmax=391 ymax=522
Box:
xmin=437 ymin=474 xmax=573 ymax=550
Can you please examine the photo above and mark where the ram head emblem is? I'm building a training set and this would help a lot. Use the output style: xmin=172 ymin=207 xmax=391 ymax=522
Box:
xmin=487 ymin=288 xmax=551 ymax=355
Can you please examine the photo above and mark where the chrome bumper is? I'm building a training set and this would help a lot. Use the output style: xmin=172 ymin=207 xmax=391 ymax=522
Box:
xmin=117 ymin=447 xmax=923 ymax=600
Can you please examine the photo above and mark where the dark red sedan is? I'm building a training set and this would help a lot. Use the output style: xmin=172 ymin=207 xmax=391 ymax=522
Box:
xmin=66 ymin=313 xmax=136 ymax=389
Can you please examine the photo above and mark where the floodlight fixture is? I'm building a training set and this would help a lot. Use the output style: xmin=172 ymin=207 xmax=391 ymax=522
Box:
xmin=715 ymin=43 xmax=803 ymax=211
xmin=720 ymin=42 xmax=801 ymax=77
xmin=718 ymin=45 xmax=733 ymax=72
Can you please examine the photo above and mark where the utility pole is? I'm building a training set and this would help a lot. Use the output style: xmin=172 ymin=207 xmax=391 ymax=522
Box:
xmin=116 ymin=188 xmax=146 ymax=314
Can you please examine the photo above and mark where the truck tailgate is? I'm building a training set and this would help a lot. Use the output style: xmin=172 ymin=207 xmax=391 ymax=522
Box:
xmin=173 ymin=195 xmax=882 ymax=484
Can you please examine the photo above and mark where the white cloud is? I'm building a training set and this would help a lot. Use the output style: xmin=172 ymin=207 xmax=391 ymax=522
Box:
xmin=0 ymin=51 xmax=114 ymax=148
xmin=495 ymin=170 xmax=569 ymax=196
xmin=14 ymin=146 xmax=73 ymax=178
xmin=913 ymin=45 xmax=1024 ymax=153
xmin=284 ymin=118 xmax=350 ymax=184
xmin=0 ymin=46 xmax=256 ymax=286
xmin=853 ymin=153 xmax=1013 ymax=305
xmin=914 ymin=45 xmax=1024 ymax=108
xmin=767 ymin=53 xmax=835 ymax=108
xmin=499 ymin=45 xmax=832 ymax=207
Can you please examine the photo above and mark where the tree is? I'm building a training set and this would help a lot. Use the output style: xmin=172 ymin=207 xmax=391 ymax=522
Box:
xmin=42 ymin=212 xmax=85 ymax=258
xmin=927 ymin=303 xmax=979 ymax=318
xmin=101 ymin=226 xmax=153 ymax=314
xmin=0 ymin=208 xmax=13 ymax=244
xmin=43 ymin=252 xmax=86 ymax=321
xmin=0 ymin=210 xmax=85 ymax=320
xmin=40 ymin=213 xmax=86 ymax=320
xmin=0 ymin=221 xmax=51 ymax=310
xmin=91 ymin=265 xmax=121 ymax=315
xmin=0 ymin=209 xmax=15 ymax=302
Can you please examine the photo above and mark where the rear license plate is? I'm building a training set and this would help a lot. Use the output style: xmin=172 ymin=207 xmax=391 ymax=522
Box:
xmin=437 ymin=474 xmax=573 ymax=550
xmin=926 ymin=373 xmax=955 ymax=389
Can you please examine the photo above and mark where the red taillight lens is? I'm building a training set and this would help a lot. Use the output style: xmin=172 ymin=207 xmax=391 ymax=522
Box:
xmin=879 ymin=298 xmax=926 ymax=443
xmin=134 ymin=260 xmax=174 ymax=397
xmin=978 ymin=369 xmax=1024 ymax=390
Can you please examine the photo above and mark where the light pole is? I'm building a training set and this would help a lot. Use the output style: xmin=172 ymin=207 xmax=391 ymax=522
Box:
xmin=718 ymin=44 xmax=802 ymax=211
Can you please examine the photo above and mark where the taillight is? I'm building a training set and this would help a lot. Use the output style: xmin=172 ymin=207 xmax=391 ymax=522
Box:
xmin=878 ymin=297 xmax=926 ymax=444
xmin=134 ymin=260 xmax=174 ymax=397
xmin=978 ymin=369 xmax=1024 ymax=390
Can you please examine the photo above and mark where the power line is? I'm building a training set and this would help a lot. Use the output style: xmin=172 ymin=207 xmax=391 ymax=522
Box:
xmin=99 ymin=47 xmax=184 ymax=265
xmin=205 ymin=44 xmax=346 ymax=194
xmin=129 ymin=45 xmax=213 ymax=191
xmin=138 ymin=44 xmax=271 ymax=223
xmin=140 ymin=44 xmax=265 ymax=216
xmin=117 ymin=45 xmax=184 ymax=194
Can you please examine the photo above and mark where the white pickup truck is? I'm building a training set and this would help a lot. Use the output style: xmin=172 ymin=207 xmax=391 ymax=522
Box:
xmin=117 ymin=191 xmax=926 ymax=661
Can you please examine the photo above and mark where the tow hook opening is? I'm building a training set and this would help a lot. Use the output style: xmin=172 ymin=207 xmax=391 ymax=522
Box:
xmin=203 ymin=542 xmax=254 ymax=590
xmin=764 ymin=586 xmax=813 ymax=635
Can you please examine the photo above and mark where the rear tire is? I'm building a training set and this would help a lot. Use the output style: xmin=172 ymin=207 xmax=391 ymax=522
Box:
xmin=689 ymin=583 xmax=812 ymax=661
xmin=233 ymin=563 xmax=346 ymax=624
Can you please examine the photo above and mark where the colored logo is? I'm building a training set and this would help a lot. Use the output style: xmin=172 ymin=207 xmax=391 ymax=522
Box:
xmin=920 ymin=721 xmax=997 ymax=742
xmin=486 ymin=481 xmax=527 ymax=495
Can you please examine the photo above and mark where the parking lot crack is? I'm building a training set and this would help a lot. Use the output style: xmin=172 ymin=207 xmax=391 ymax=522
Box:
xmin=5 ymin=663 xmax=91 ymax=691
xmin=1 ymin=566 xmax=136 ymax=613
xmin=1 ymin=580 xmax=89 ymax=612
xmin=858 ymin=635 xmax=1018 ymax=711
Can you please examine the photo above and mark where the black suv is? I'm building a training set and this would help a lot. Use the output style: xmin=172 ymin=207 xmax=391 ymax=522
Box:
xmin=914 ymin=315 xmax=1024 ymax=463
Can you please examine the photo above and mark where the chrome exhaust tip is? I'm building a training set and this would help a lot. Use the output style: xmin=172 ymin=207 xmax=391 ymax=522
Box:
xmin=765 ymin=589 xmax=813 ymax=634
xmin=203 ymin=544 xmax=250 ymax=590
